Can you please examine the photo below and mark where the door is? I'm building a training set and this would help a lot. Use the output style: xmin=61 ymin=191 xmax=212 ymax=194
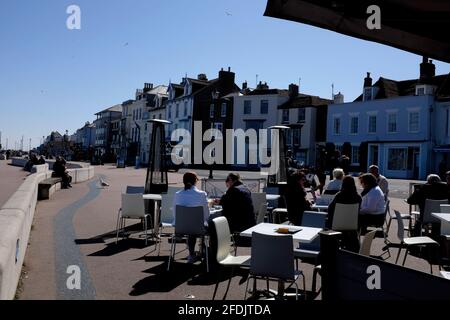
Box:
xmin=368 ymin=144 xmax=379 ymax=168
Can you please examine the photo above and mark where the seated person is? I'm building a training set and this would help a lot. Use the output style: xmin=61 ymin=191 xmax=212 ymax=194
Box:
xmin=38 ymin=156 xmax=46 ymax=165
xmin=174 ymin=172 xmax=209 ymax=263
xmin=326 ymin=176 xmax=362 ymax=252
xmin=368 ymin=165 xmax=389 ymax=199
xmin=407 ymin=174 xmax=449 ymax=236
xmin=359 ymin=173 xmax=386 ymax=232
xmin=285 ymin=171 xmax=312 ymax=226
xmin=217 ymin=173 xmax=255 ymax=234
xmin=53 ymin=157 xmax=72 ymax=188
xmin=323 ymin=168 xmax=344 ymax=195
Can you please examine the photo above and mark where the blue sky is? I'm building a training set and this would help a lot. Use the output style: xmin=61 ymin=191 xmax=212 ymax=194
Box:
xmin=1 ymin=0 xmax=449 ymax=149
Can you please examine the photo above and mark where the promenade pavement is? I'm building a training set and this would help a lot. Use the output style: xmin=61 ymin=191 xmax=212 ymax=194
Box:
xmin=19 ymin=165 xmax=445 ymax=300
xmin=0 ymin=160 xmax=28 ymax=208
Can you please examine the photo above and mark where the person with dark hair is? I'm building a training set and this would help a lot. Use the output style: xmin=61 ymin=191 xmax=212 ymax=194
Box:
xmin=216 ymin=173 xmax=255 ymax=234
xmin=174 ymin=171 xmax=210 ymax=263
xmin=38 ymin=156 xmax=46 ymax=165
xmin=368 ymin=165 xmax=389 ymax=198
xmin=285 ymin=171 xmax=312 ymax=226
xmin=359 ymin=173 xmax=386 ymax=232
xmin=53 ymin=156 xmax=72 ymax=188
xmin=326 ymin=176 xmax=362 ymax=252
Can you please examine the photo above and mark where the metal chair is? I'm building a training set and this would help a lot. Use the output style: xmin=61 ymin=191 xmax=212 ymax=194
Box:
xmin=156 ymin=187 xmax=178 ymax=255
xmin=116 ymin=193 xmax=150 ymax=245
xmin=394 ymin=210 xmax=440 ymax=274
xmin=212 ymin=217 xmax=251 ymax=300
xmin=251 ymin=192 xmax=268 ymax=224
xmin=244 ymin=232 xmax=305 ymax=300
xmin=167 ymin=205 xmax=209 ymax=272
xmin=294 ymin=211 xmax=326 ymax=268
xmin=331 ymin=203 xmax=359 ymax=231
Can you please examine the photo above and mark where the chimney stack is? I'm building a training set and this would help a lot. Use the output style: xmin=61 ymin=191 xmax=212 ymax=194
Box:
xmin=197 ymin=73 xmax=208 ymax=81
xmin=288 ymin=83 xmax=299 ymax=98
xmin=242 ymin=81 xmax=248 ymax=90
xmin=143 ymin=83 xmax=153 ymax=93
xmin=256 ymin=81 xmax=269 ymax=90
xmin=364 ymin=72 xmax=372 ymax=87
xmin=333 ymin=92 xmax=344 ymax=104
xmin=420 ymin=56 xmax=435 ymax=83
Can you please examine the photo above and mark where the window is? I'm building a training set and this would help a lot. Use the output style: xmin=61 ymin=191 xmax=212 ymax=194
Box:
xmin=286 ymin=130 xmax=292 ymax=145
xmin=368 ymin=115 xmax=377 ymax=133
xmin=214 ymin=122 xmax=223 ymax=132
xmin=333 ymin=117 xmax=341 ymax=135
xmin=244 ymin=100 xmax=251 ymax=114
xmin=210 ymin=104 xmax=215 ymax=118
xmin=282 ymin=109 xmax=290 ymax=123
xmin=446 ymin=109 xmax=449 ymax=137
xmin=388 ymin=113 xmax=397 ymax=133
xmin=408 ymin=111 xmax=419 ymax=132
xmin=139 ymin=109 xmax=142 ymax=120
xmin=221 ymin=103 xmax=227 ymax=117
xmin=159 ymin=114 xmax=162 ymax=119
xmin=417 ymin=87 xmax=425 ymax=95
xmin=351 ymin=146 xmax=360 ymax=164
xmin=184 ymin=101 xmax=188 ymax=116
xmin=350 ymin=116 xmax=359 ymax=134
xmin=260 ymin=100 xmax=269 ymax=114
xmin=293 ymin=128 xmax=301 ymax=145
xmin=176 ymin=104 xmax=179 ymax=118
xmin=388 ymin=148 xmax=407 ymax=171
xmin=298 ymin=109 xmax=305 ymax=122
xmin=168 ymin=106 xmax=172 ymax=119
xmin=364 ymin=88 xmax=372 ymax=101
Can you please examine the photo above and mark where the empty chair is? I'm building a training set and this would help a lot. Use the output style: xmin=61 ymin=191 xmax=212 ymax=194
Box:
xmin=212 ymin=217 xmax=251 ymax=300
xmin=331 ymin=203 xmax=359 ymax=231
xmin=315 ymin=194 xmax=335 ymax=206
xmin=365 ymin=200 xmax=391 ymax=257
xmin=394 ymin=210 xmax=440 ymax=274
xmin=126 ymin=186 xmax=145 ymax=194
xmin=167 ymin=206 xmax=209 ymax=272
xmin=251 ymin=192 xmax=268 ymax=224
xmin=157 ymin=187 xmax=179 ymax=255
xmin=294 ymin=211 xmax=326 ymax=267
xmin=387 ymin=206 xmax=413 ymax=235
xmin=244 ymin=232 xmax=305 ymax=300
xmin=116 ymin=193 xmax=150 ymax=245
xmin=359 ymin=230 xmax=377 ymax=256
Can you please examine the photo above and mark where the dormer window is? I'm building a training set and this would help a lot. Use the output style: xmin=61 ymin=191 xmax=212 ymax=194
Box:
xmin=415 ymin=84 xmax=435 ymax=96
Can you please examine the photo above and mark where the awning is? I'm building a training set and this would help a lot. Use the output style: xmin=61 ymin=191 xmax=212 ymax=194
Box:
xmin=264 ymin=0 xmax=450 ymax=63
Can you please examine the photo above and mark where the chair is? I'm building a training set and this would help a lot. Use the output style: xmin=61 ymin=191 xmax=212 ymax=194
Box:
xmin=157 ymin=187 xmax=179 ymax=255
xmin=251 ymin=192 xmax=268 ymax=224
xmin=167 ymin=206 xmax=209 ymax=272
xmin=315 ymin=194 xmax=335 ymax=206
xmin=365 ymin=200 xmax=391 ymax=258
xmin=359 ymin=230 xmax=377 ymax=256
xmin=440 ymin=204 xmax=450 ymax=213
xmin=421 ymin=199 xmax=448 ymax=236
xmin=331 ymin=203 xmax=359 ymax=231
xmin=244 ymin=232 xmax=305 ymax=300
xmin=212 ymin=217 xmax=251 ymax=300
xmin=311 ymin=228 xmax=377 ymax=294
xmin=294 ymin=211 xmax=326 ymax=268
xmin=116 ymin=193 xmax=150 ymax=245
xmin=394 ymin=210 xmax=440 ymax=274
xmin=126 ymin=186 xmax=145 ymax=194
xmin=387 ymin=206 xmax=413 ymax=235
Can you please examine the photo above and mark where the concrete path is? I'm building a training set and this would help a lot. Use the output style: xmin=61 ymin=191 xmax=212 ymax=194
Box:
xmin=0 ymin=160 xmax=28 ymax=208
xmin=20 ymin=165 xmax=444 ymax=300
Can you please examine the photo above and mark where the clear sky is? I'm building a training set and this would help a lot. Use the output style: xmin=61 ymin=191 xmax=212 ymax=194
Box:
xmin=1 ymin=0 xmax=449 ymax=149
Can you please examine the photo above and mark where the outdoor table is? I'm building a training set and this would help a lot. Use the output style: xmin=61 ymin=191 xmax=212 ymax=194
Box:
xmin=240 ymin=223 xmax=322 ymax=244
xmin=143 ymin=194 xmax=163 ymax=235
xmin=431 ymin=213 xmax=450 ymax=235
xmin=240 ymin=223 xmax=322 ymax=300
xmin=266 ymin=194 xmax=281 ymax=201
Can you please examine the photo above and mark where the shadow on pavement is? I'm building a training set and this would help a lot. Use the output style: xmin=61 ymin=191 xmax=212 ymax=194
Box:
xmin=87 ymin=238 xmax=157 ymax=257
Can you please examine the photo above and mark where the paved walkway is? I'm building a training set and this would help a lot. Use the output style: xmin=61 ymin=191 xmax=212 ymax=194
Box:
xmin=19 ymin=165 xmax=445 ymax=300
xmin=0 ymin=160 xmax=28 ymax=208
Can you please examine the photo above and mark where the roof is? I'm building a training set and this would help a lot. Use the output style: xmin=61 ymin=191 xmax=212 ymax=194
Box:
xmin=95 ymin=104 xmax=122 ymax=115
xmin=264 ymin=0 xmax=450 ymax=63
xmin=354 ymin=73 xmax=450 ymax=101
xmin=279 ymin=93 xmax=332 ymax=109
xmin=246 ymin=89 xmax=289 ymax=96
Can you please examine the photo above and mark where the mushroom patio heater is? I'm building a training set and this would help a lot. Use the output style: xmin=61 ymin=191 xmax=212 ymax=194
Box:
xmin=145 ymin=119 xmax=171 ymax=216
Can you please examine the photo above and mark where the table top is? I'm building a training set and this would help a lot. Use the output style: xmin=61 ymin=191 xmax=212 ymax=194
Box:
xmin=143 ymin=194 xmax=163 ymax=201
xmin=311 ymin=204 xmax=329 ymax=211
xmin=266 ymin=194 xmax=281 ymax=201
xmin=240 ymin=223 xmax=322 ymax=244
xmin=431 ymin=213 xmax=450 ymax=222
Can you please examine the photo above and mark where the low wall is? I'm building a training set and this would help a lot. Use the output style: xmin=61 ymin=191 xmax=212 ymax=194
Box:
xmin=10 ymin=157 xmax=88 ymax=170
xmin=0 ymin=161 xmax=94 ymax=300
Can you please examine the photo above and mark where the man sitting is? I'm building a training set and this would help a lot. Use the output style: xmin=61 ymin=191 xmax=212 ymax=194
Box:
xmin=323 ymin=168 xmax=344 ymax=195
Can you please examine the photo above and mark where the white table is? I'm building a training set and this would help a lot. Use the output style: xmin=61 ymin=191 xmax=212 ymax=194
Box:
xmin=431 ymin=213 xmax=450 ymax=235
xmin=240 ymin=223 xmax=322 ymax=244
xmin=266 ymin=194 xmax=281 ymax=201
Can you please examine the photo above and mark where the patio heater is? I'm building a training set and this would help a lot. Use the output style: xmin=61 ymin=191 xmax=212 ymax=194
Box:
xmin=144 ymin=119 xmax=171 ymax=217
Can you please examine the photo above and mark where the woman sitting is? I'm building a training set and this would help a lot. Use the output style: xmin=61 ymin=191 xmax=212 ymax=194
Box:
xmin=358 ymin=173 xmax=386 ymax=232
xmin=326 ymin=176 xmax=362 ymax=252
xmin=174 ymin=172 xmax=209 ymax=264
xmin=285 ymin=171 xmax=312 ymax=226
xmin=323 ymin=168 xmax=344 ymax=195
